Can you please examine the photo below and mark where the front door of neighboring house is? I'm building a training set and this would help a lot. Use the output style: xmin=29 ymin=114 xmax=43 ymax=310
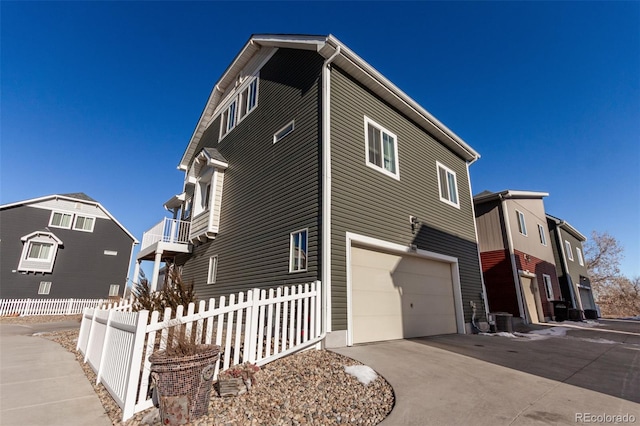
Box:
xmin=521 ymin=275 xmax=545 ymax=323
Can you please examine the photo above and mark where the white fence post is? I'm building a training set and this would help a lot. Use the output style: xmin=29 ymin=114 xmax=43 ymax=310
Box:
xmin=247 ymin=289 xmax=261 ymax=364
xmin=24 ymin=299 xmax=31 ymax=316
xmin=122 ymin=310 xmax=149 ymax=421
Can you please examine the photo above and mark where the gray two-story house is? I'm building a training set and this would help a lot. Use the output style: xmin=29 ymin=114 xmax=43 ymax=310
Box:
xmin=546 ymin=214 xmax=596 ymax=317
xmin=0 ymin=193 xmax=138 ymax=299
xmin=134 ymin=34 xmax=486 ymax=347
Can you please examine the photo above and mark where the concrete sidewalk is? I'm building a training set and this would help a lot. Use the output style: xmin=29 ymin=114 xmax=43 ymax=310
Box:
xmin=0 ymin=322 xmax=111 ymax=426
xmin=332 ymin=335 xmax=640 ymax=426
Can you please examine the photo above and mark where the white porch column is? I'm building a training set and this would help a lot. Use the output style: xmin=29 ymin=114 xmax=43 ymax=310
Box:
xmin=151 ymin=251 xmax=163 ymax=292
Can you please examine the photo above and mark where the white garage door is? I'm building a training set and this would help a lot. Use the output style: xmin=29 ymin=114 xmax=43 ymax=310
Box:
xmin=351 ymin=246 xmax=458 ymax=344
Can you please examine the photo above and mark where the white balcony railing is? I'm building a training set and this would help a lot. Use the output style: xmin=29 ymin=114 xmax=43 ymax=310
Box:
xmin=140 ymin=218 xmax=190 ymax=251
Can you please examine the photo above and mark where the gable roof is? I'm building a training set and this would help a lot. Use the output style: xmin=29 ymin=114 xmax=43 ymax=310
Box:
xmin=546 ymin=214 xmax=587 ymax=241
xmin=0 ymin=194 xmax=138 ymax=243
xmin=473 ymin=189 xmax=550 ymax=204
xmin=179 ymin=33 xmax=480 ymax=170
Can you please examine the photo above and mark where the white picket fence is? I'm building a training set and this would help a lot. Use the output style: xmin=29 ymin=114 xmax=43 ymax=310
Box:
xmin=0 ymin=298 xmax=131 ymax=316
xmin=77 ymin=281 xmax=322 ymax=421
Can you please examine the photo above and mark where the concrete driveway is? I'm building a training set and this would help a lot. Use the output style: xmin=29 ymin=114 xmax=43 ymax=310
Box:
xmin=332 ymin=319 xmax=640 ymax=425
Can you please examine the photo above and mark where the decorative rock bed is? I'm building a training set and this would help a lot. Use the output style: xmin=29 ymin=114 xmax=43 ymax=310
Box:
xmin=35 ymin=322 xmax=394 ymax=425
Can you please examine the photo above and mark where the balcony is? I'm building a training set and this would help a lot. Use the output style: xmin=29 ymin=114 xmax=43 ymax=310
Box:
xmin=137 ymin=218 xmax=192 ymax=261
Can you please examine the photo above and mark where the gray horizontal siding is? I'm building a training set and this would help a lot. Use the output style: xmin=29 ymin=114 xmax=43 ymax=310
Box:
xmin=330 ymin=67 xmax=484 ymax=330
xmin=0 ymin=205 xmax=133 ymax=299
xmin=177 ymin=48 xmax=324 ymax=300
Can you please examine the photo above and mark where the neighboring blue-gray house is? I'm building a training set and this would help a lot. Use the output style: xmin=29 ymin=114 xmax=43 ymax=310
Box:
xmin=0 ymin=193 xmax=138 ymax=299
xmin=134 ymin=34 xmax=486 ymax=347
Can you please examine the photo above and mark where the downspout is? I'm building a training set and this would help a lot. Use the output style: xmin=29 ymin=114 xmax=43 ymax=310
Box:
xmin=467 ymin=162 xmax=490 ymax=323
xmin=322 ymin=44 xmax=341 ymax=336
xmin=500 ymin=195 xmax=527 ymax=321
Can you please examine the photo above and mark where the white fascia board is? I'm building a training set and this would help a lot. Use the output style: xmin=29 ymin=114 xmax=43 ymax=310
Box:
xmin=474 ymin=190 xmax=549 ymax=204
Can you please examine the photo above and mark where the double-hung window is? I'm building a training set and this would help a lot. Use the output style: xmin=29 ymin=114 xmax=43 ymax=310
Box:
xmin=576 ymin=247 xmax=584 ymax=266
xmin=364 ymin=117 xmax=399 ymax=179
xmin=542 ymin=275 xmax=554 ymax=300
xmin=516 ymin=210 xmax=527 ymax=236
xmin=207 ymin=255 xmax=218 ymax=284
xmin=565 ymin=241 xmax=574 ymax=261
xmin=538 ymin=224 xmax=547 ymax=245
xmin=38 ymin=281 xmax=52 ymax=295
xmin=73 ymin=215 xmax=95 ymax=232
xmin=289 ymin=229 xmax=308 ymax=273
xmin=28 ymin=242 xmax=53 ymax=260
xmin=436 ymin=162 xmax=459 ymax=207
xmin=49 ymin=211 xmax=73 ymax=229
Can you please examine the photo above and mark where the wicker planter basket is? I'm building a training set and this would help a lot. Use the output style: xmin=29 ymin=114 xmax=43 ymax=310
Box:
xmin=150 ymin=344 xmax=220 ymax=426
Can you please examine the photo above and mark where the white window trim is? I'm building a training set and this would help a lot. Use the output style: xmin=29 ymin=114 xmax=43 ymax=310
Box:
xmin=207 ymin=255 xmax=218 ymax=284
xmin=38 ymin=281 xmax=52 ymax=295
xmin=542 ymin=274 xmax=554 ymax=300
xmin=73 ymin=215 xmax=96 ymax=232
xmin=364 ymin=116 xmax=400 ymax=180
xmin=219 ymin=74 xmax=260 ymax=140
xmin=576 ymin=247 xmax=584 ymax=266
xmin=289 ymin=228 xmax=308 ymax=273
xmin=109 ymin=284 xmax=120 ymax=297
xmin=516 ymin=210 xmax=528 ymax=236
xmin=104 ymin=250 xmax=118 ymax=256
xmin=538 ymin=224 xmax=547 ymax=246
xmin=273 ymin=120 xmax=295 ymax=144
xmin=436 ymin=161 xmax=460 ymax=208
xmin=565 ymin=240 xmax=574 ymax=261
xmin=49 ymin=211 xmax=73 ymax=229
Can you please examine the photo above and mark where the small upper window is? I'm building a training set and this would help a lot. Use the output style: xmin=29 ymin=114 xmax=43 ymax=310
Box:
xmin=364 ymin=117 xmax=399 ymax=179
xmin=73 ymin=215 xmax=95 ymax=232
xmin=516 ymin=210 xmax=527 ymax=236
xmin=49 ymin=211 xmax=73 ymax=229
xmin=565 ymin=240 xmax=574 ymax=261
xmin=207 ymin=255 xmax=218 ymax=284
xmin=538 ymin=224 xmax=547 ymax=245
xmin=273 ymin=121 xmax=295 ymax=144
xmin=38 ymin=281 xmax=52 ymax=295
xmin=437 ymin=162 xmax=459 ymax=208
xmin=576 ymin=247 xmax=584 ymax=266
xmin=289 ymin=229 xmax=308 ymax=273
xmin=109 ymin=285 xmax=120 ymax=297
xmin=220 ymin=75 xmax=259 ymax=139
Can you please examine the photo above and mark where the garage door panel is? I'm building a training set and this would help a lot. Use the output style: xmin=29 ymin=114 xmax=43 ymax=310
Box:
xmin=400 ymin=294 xmax=456 ymax=316
xmin=352 ymin=289 xmax=401 ymax=317
xmin=352 ymin=248 xmax=401 ymax=269
xmin=393 ymin=272 xmax=453 ymax=297
xmin=351 ymin=246 xmax=458 ymax=344
xmin=352 ymin=316 xmax=403 ymax=344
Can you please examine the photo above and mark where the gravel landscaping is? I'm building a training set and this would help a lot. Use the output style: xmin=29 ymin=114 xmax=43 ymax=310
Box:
xmin=3 ymin=315 xmax=394 ymax=425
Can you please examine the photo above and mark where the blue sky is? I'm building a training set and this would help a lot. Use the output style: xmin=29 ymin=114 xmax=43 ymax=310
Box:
xmin=2 ymin=1 xmax=638 ymax=280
